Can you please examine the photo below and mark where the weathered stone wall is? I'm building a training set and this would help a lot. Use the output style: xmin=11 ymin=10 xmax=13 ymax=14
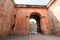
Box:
xmin=0 ymin=0 xmax=14 ymax=36
xmin=49 ymin=0 xmax=60 ymax=36
xmin=48 ymin=10 xmax=60 ymax=36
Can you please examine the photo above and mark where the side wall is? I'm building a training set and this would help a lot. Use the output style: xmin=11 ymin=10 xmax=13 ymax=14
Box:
xmin=0 ymin=0 xmax=14 ymax=36
xmin=49 ymin=0 xmax=60 ymax=36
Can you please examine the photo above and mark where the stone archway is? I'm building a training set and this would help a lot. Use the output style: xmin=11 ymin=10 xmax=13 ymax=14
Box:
xmin=29 ymin=12 xmax=42 ymax=34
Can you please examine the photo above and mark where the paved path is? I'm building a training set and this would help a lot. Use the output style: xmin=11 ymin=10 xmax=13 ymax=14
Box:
xmin=0 ymin=33 xmax=60 ymax=40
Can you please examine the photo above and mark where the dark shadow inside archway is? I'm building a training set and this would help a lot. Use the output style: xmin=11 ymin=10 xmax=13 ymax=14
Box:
xmin=30 ymin=12 xmax=42 ymax=34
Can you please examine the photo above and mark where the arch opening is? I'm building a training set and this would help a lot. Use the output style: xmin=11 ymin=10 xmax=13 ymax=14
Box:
xmin=29 ymin=12 xmax=42 ymax=34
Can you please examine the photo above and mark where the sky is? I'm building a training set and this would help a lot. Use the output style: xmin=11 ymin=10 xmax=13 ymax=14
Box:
xmin=14 ymin=0 xmax=50 ymax=5
xmin=30 ymin=19 xmax=36 ymax=23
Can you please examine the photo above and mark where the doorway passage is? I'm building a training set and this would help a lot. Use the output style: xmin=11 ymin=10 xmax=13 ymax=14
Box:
xmin=29 ymin=12 xmax=42 ymax=34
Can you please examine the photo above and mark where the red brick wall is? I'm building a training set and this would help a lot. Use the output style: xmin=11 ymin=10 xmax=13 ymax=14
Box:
xmin=13 ymin=8 xmax=52 ymax=35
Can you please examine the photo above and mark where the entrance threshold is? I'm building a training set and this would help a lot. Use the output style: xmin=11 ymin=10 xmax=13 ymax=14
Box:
xmin=30 ymin=32 xmax=38 ymax=35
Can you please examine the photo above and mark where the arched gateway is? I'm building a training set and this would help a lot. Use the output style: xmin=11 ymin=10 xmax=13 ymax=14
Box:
xmin=29 ymin=12 xmax=42 ymax=34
